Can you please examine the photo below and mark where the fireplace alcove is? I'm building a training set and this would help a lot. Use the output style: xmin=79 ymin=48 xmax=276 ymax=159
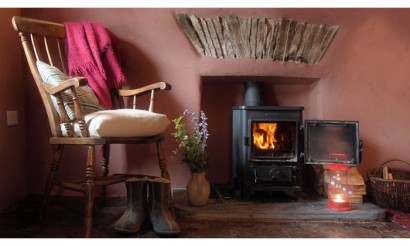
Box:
xmin=200 ymin=76 xmax=320 ymax=197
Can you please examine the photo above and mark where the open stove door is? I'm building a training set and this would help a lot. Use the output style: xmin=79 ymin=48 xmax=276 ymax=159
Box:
xmin=304 ymin=120 xmax=362 ymax=166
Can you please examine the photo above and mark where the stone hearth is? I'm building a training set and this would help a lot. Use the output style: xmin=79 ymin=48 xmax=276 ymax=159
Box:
xmin=173 ymin=189 xmax=386 ymax=222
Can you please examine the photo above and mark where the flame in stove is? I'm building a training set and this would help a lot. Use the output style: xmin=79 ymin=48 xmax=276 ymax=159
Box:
xmin=253 ymin=123 xmax=278 ymax=150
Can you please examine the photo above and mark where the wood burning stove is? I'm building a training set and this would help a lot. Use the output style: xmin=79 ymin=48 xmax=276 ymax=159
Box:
xmin=231 ymin=81 xmax=362 ymax=200
xmin=232 ymin=106 xmax=304 ymax=199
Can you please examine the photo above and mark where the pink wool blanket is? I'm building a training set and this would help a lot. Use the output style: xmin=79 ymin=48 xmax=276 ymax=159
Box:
xmin=65 ymin=22 xmax=126 ymax=109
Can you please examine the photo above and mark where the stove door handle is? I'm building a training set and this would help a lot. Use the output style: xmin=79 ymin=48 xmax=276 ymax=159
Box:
xmin=244 ymin=136 xmax=250 ymax=146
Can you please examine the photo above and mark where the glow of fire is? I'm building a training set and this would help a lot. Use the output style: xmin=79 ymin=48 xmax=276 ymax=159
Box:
xmin=253 ymin=123 xmax=278 ymax=150
xmin=333 ymin=194 xmax=345 ymax=203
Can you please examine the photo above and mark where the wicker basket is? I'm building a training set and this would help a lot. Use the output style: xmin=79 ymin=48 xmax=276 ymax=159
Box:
xmin=367 ymin=159 xmax=410 ymax=212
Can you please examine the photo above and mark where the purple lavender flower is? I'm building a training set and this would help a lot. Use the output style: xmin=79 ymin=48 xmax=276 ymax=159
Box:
xmin=171 ymin=109 xmax=209 ymax=173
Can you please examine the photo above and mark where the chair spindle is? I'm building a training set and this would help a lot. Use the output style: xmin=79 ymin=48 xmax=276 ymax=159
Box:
xmin=133 ymin=95 xmax=137 ymax=109
xmin=149 ymin=90 xmax=155 ymax=112
xmin=57 ymin=38 xmax=68 ymax=74
xmin=44 ymin=36 xmax=54 ymax=66
xmin=30 ymin=33 xmax=43 ymax=61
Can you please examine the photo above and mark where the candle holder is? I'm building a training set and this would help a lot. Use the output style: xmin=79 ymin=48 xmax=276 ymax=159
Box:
xmin=326 ymin=154 xmax=352 ymax=211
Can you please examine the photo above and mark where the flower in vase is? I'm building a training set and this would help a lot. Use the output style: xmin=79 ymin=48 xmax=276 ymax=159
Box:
xmin=171 ymin=109 xmax=209 ymax=173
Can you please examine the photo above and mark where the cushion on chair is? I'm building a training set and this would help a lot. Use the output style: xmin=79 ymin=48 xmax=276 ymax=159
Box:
xmin=60 ymin=109 xmax=171 ymax=138
xmin=36 ymin=61 xmax=103 ymax=121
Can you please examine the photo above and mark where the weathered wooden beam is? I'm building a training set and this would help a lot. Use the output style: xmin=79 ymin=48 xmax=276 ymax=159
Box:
xmin=176 ymin=13 xmax=338 ymax=65
xmin=205 ymin=18 xmax=223 ymax=58
xmin=300 ymin=24 xmax=321 ymax=64
xmin=221 ymin=17 xmax=235 ymax=58
xmin=273 ymin=18 xmax=291 ymax=61
xmin=295 ymin=23 xmax=312 ymax=64
xmin=189 ymin=15 xmax=211 ymax=56
xmin=200 ymin=17 xmax=217 ymax=57
xmin=222 ymin=17 xmax=235 ymax=57
xmin=264 ymin=19 xmax=273 ymax=59
xmin=313 ymin=25 xmax=339 ymax=64
xmin=226 ymin=16 xmax=245 ymax=57
xmin=307 ymin=24 xmax=326 ymax=64
xmin=231 ymin=16 xmax=246 ymax=57
xmin=239 ymin=17 xmax=251 ymax=58
xmin=287 ymin=21 xmax=305 ymax=62
xmin=176 ymin=13 xmax=205 ymax=55
xmin=284 ymin=19 xmax=297 ymax=61
xmin=249 ymin=18 xmax=258 ymax=58
xmin=212 ymin=17 xmax=229 ymax=58
xmin=256 ymin=18 xmax=267 ymax=59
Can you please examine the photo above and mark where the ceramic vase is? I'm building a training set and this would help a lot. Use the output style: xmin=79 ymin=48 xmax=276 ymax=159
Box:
xmin=186 ymin=172 xmax=210 ymax=206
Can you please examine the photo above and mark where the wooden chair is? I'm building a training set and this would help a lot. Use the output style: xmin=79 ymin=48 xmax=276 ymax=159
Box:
xmin=12 ymin=16 xmax=172 ymax=237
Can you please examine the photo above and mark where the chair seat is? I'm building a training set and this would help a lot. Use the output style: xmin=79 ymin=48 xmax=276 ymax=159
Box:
xmin=61 ymin=109 xmax=170 ymax=138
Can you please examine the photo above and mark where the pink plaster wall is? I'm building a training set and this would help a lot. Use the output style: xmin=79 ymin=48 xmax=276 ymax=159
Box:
xmin=0 ymin=8 xmax=28 ymax=211
xmin=18 ymin=8 xmax=410 ymax=197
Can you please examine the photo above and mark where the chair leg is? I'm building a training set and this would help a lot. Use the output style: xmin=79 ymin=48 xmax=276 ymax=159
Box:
xmin=155 ymin=141 xmax=176 ymax=218
xmin=40 ymin=144 xmax=64 ymax=219
xmin=101 ymin=144 xmax=110 ymax=205
xmin=156 ymin=141 xmax=170 ymax=180
xmin=84 ymin=145 xmax=96 ymax=238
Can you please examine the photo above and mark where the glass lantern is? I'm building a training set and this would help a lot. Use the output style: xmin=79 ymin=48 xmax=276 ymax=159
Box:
xmin=326 ymin=163 xmax=352 ymax=211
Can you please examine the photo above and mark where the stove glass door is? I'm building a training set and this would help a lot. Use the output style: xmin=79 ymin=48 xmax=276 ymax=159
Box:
xmin=304 ymin=120 xmax=360 ymax=165
xmin=251 ymin=121 xmax=297 ymax=161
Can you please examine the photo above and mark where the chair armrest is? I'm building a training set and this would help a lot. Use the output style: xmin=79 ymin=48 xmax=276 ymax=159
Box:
xmin=117 ymin=82 xmax=172 ymax=97
xmin=42 ymin=77 xmax=88 ymax=95
xmin=41 ymin=76 xmax=90 ymax=138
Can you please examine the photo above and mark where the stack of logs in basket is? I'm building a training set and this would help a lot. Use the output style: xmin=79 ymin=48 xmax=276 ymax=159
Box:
xmin=382 ymin=166 xmax=394 ymax=180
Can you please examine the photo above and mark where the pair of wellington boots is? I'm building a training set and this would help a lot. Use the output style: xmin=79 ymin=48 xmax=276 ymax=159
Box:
xmin=114 ymin=177 xmax=180 ymax=237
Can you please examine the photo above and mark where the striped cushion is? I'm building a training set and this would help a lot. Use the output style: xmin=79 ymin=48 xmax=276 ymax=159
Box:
xmin=36 ymin=61 xmax=102 ymax=121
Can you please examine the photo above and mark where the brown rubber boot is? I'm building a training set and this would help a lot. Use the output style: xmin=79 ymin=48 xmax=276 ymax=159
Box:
xmin=114 ymin=177 xmax=148 ymax=234
xmin=148 ymin=177 xmax=180 ymax=237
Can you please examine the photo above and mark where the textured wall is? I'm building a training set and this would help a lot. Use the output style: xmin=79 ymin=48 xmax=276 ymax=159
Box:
xmin=0 ymin=8 xmax=28 ymax=211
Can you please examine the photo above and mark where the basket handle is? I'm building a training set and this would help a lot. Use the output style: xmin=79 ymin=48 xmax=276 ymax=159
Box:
xmin=374 ymin=159 xmax=410 ymax=176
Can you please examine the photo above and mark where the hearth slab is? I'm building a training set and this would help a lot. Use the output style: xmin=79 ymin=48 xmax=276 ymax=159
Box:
xmin=173 ymin=189 xmax=386 ymax=222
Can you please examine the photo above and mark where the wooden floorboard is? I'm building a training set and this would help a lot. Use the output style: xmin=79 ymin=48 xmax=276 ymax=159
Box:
xmin=0 ymin=192 xmax=408 ymax=238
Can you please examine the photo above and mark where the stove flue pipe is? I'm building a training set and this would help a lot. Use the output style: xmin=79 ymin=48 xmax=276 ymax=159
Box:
xmin=244 ymin=81 xmax=263 ymax=106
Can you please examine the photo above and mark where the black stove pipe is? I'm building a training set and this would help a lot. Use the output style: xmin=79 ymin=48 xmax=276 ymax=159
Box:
xmin=244 ymin=80 xmax=263 ymax=106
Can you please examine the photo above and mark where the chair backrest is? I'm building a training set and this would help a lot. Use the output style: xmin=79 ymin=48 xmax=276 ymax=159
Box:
xmin=11 ymin=16 xmax=114 ymax=138
xmin=13 ymin=16 xmax=69 ymax=137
